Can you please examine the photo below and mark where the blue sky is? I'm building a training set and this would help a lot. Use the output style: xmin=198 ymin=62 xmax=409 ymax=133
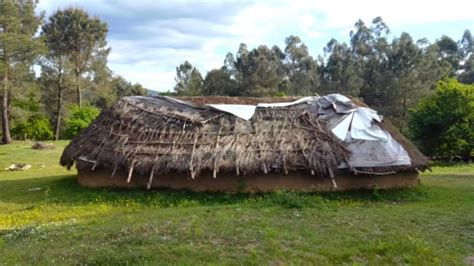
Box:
xmin=37 ymin=0 xmax=474 ymax=92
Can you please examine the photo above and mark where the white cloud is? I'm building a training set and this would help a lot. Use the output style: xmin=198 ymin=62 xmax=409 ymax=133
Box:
xmin=298 ymin=0 xmax=474 ymax=29
xmin=37 ymin=0 xmax=474 ymax=92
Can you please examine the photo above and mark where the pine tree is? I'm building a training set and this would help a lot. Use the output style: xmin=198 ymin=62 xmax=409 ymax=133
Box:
xmin=43 ymin=8 xmax=109 ymax=107
xmin=0 ymin=0 xmax=43 ymax=144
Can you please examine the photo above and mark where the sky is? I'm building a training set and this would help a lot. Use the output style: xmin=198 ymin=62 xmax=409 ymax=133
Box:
xmin=37 ymin=0 xmax=474 ymax=92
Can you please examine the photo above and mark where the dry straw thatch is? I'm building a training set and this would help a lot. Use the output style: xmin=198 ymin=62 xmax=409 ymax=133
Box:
xmin=60 ymin=96 xmax=428 ymax=186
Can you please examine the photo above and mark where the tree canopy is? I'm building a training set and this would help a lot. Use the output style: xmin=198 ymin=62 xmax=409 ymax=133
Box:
xmin=409 ymin=79 xmax=473 ymax=161
xmin=0 ymin=0 xmax=43 ymax=143
xmin=174 ymin=18 xmax=471 ymax=131
xmin=42 ymin=8 xmax=109 ymax=107
xmin=174 ymin=61 xmax=203 ymax=96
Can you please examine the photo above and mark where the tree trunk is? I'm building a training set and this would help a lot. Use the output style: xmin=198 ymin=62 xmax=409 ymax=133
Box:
xmin=400 ymin=84 xmax=408 ymax=134
xmin=54 ymin=73 xmax=63 ymax=140
xmin=1 ymin=73 xmax=11 ymax=144
xmin=75 ymin=69 xmax=82 ymax=107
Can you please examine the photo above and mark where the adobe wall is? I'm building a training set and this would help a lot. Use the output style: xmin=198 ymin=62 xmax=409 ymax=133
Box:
xmin=75 ymin=160 xmax=419 ymax=192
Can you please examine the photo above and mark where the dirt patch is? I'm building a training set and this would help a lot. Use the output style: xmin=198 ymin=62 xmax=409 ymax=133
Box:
xmin=466 ymin=257 xmax=474 ymax=265
xmin=31 ymin=142 xmax=55 ymax=150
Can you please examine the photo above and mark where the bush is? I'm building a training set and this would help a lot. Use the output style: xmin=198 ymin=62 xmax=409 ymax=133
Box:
xmin=409 ymin=79 xmax=473 ymax=161
xmin=64 ymin=105 xmax=100 ymax=139
xmin=11 ymin=115 xmax=53 ymax=140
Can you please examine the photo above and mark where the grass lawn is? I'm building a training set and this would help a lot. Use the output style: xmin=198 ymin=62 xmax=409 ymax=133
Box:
xmin=0 ymin=141 xmax=473 ymax=265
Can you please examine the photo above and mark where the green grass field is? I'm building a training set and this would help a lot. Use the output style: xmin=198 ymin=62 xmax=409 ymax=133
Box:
xmin=0 ymin=141 xmax=473 ymax=265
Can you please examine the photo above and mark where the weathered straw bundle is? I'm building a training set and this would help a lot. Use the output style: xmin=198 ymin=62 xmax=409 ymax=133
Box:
xmin=60 ymin=96 xmax=351 ymax=183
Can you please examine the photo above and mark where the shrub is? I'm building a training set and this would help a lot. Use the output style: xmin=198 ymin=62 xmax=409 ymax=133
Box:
xmin=275 ymin=91 xmax=288 ymax=97
xmin=64 ymin=105 xmax=100 ymax=139
xmin=409 ymin=79 xmax=473 ymax=161
xmin=11 ymin=115 xmax=53 ymax=140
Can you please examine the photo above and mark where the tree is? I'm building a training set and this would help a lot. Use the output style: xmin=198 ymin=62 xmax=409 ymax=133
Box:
xmin=459 ymin=29 xmax=473 ymax=59
xmin=352 ymin=17 xmax=391 ymax=106
xmin=283 ymin=35 xmax=320 ymax=95
xmin=85 ymin=56 xmax=112 ymax=108
xmin=234 ymin=44 xmax=283 ymax=96
xmin=458 ymin=29 xmax=474 ymax=84
xmin=409 ymin=79 xmax=473 ymax=161
xmin=326 ymin=17 xmax=449 ymax=131
xmin=223 ymin=52 xmax=237 ymax=78
xmin=174 ymin=61 xmax=203 ymax=96
xmin=41 ymin=11 xmax=71 ymax=140
xmin=39 ymin=59 xmax=68 ymax=140
xmin=0 ymin=0 xmax=43 ymax=144
xmin=202 ymin=69 xmax=236 ymax=96
xmin=459 ymin=54 xmax=474 ymax=84
xmin=436 ymin=35 xmax=460 ymax=75
xmin=321 ymin=39 xmax=362 ymax=95
xmin=380 ymin=33 xmax=433 ymax=130
xmin=112 ymin=75 xmax=147 ymax=98
xmin=44 ymin=8 xmax=109 ymax=107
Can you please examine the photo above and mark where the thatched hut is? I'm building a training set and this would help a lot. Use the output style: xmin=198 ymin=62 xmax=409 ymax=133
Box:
xmin=60 ymin=94 xmax=429 ymax=192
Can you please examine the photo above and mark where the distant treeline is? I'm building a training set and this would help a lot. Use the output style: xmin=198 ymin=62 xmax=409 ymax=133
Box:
xmin=171 ymin=17 xmax=473 ymax=132
xmin=0 ymin=1 xmax=472 ymax=148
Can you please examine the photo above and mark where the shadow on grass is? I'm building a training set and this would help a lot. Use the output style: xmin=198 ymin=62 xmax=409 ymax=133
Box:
xmin=0 ymin=174 xmax=435 ymax=209
xmin=423 ymin=173 xmax=474 ymax=178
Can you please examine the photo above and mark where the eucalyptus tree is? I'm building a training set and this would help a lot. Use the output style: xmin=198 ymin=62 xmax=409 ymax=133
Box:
xmin=351 ymin=17 xmax=391 ymax=107
xmin=459 ymin=55 xmax=474 ymax=84
xmin=459 ymin=30 xmax=473 ymax=59
xmin=234 ymin=44 xmax=283 ymax=96
xmin=283 ymin=35 xmax=320 ymax=95
xmin=458 ymin=29 xmax=474 ymax=84
xmin=321 ymin=39 xmax=362 ymax=96
xmin=174 ymin=61 xmax=203 ymax=96
xmin=202 ymin=69 xmax=236 ymax=96
xmin=436 ymin=35 xmax=460 ymax=75
xmin=223 ymin=52 xmax=237 ymax=78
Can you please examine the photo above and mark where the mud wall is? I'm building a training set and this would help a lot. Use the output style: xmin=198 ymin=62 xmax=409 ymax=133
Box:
xmin=76 ymin=160 xmax=419 ymax=192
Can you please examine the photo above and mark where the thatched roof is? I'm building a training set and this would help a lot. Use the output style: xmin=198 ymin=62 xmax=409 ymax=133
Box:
xmin=348 ymin=97 xmax=428 ymax=171
xmin=60 ymin=95 xmax=428 ymax=182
